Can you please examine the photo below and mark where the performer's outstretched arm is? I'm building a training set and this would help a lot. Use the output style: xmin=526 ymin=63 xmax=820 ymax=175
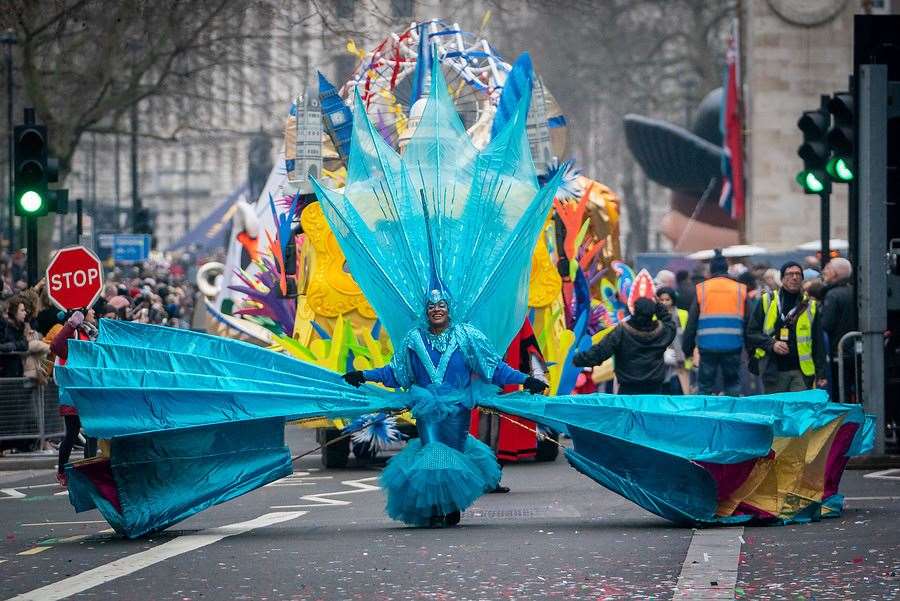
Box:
xmin=490 ymin=361 xmax=527 ymax=386
xmin=341 ymin=365 xmax=402 ymax=389
xmin=491 ymin=361 xmax=547 ymax=394
xmin=362 ymin=365 xmax=402 ymax=389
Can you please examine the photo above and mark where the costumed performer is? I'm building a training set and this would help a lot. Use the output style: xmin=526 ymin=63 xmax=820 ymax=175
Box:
xmin=343 ymin=288 xmax=548 ymax=527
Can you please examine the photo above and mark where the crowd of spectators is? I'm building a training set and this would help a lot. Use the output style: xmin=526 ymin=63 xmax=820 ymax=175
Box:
xmin=650 ymin=251 xmax=857 ymax=400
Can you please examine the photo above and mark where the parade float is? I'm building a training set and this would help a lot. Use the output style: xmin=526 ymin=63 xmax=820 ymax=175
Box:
xmin=197 ymin=19 xmax=630 ymax=465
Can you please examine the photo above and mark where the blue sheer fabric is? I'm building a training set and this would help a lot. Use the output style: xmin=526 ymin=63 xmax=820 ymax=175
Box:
xmin=310 ymin=53 xmax=562 ymax=354
xmin=57 ymin=320 xmax=875 ymax=534
xmin=484 ymin=390 xmax=874 ymax=524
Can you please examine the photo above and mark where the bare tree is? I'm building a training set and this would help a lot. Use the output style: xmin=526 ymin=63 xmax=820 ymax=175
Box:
xmin=1 ymin=1 xmax=328 ymax=178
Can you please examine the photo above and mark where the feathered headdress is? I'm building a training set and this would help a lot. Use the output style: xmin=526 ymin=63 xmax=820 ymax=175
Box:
xmin=311 ymin=53 xmax=563 ymax=351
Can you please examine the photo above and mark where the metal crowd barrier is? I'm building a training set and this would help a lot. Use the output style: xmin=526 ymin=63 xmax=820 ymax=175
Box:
xmin=0 ymin=377 xmax=65 ymax=447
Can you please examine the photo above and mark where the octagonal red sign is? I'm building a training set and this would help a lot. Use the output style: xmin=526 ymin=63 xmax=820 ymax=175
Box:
xmin=46 ymin=246 xmax=104 ymax=311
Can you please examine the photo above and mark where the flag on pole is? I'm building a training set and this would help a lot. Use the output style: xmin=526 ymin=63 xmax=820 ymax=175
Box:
xmin=719 ymin=20 xmax=745 ymax=220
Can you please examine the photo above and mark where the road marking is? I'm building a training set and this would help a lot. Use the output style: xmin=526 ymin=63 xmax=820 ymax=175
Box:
xmin=4 ymin=511 xmax=306 ymax=601
xmin=16 ymin=547 xmax=51 ymax=556
xmin=38 ymin=535 xmax=90 ymax=545
xmin=21 ymin=520 xmax=108 ymax=527
xmin=1 ymin=483 xmax=62 ymax=499
xmin=863 ymin=468 xmax=900 ymax=480
xmin=6 ymin=483 xmax=58 ymax=490
xmin=270 ymin=476 xmax=380 ymax=509
xmin=844 ymin=496 xmax=900 ymax=501
xmin=672 ymin=527 xmax=743 ymax=600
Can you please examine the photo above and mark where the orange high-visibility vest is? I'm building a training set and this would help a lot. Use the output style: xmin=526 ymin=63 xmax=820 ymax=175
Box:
xmin=695 ymin=277 xmax=747 ymax=352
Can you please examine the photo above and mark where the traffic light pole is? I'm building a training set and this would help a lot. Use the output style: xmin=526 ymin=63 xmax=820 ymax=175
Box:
xmin=25 ymin=215 xmax=36 ymax=286
xmin=819 ymin=188 xmax=830 ymax=267
xmin=817 ymin=95 xmax=831 ymax=268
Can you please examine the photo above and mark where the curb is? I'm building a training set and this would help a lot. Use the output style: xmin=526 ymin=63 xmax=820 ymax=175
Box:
xmin=0 ymin=452 xmax=82 ymax=471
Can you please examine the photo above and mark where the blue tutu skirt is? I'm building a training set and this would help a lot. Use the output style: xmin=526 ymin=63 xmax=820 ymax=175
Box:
xmin=380 ymin=388 xmax=500 ymax=526
xmin=381 ymin=434 xmax=500 ymax=526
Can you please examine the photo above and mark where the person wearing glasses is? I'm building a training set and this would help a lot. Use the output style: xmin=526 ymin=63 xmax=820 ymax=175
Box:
xmin=746 ymin=261 xmax=827 ymax=393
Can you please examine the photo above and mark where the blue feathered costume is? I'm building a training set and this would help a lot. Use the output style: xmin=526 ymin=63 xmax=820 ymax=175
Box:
xmin=55 ymin=53 xmax=873 ymax=538
xmin=357 ymin=304 xmax=539 ymax=526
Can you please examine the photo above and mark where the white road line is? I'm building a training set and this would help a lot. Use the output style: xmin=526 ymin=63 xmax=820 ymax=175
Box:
xmin=4 ymin=511 xmax=306 ymax=601
xmin=2 ymin=483 xmax=65 ymax=500
xmin=863 ymin=468 xmax=900 ymax=480
xmin=21 ymin=520 xmax=108 ymax=527
xmin=672 ymin=527 xmax=744 ymax=600
xmin=270 ymin=476 xmax=380 ymax=508
xmin=5 ymin=483 xmax=58 ymax=490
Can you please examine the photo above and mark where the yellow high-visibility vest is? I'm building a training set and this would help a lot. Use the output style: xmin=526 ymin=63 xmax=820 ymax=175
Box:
xmin=677 ymin=308 xmax=693 ymax=369
xmin=754 ymin=291 xmax=817 ymax=376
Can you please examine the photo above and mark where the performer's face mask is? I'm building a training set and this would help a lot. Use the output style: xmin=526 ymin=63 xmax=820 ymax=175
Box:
xmin=425 ymin=295 xmax=450 ymax=327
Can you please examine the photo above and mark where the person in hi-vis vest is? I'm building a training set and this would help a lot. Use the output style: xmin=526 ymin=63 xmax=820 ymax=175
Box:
xmin=745 ymin=261 xmax=827 ymax=393
xmin=682 ymin=251 xmax=752 ymax=396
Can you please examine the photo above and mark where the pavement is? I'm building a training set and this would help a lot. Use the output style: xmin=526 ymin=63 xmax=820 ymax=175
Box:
xmin=0 ymin=426 xmax=898 ymax=600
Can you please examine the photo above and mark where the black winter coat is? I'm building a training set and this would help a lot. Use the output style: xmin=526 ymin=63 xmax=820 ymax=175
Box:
xmin=0 ymin=319 xmax=27 ymax=378
xmin=820 ymin=278 xmax=856 ymax=358
xmin=573 ymin=306 xmax=677 ymax=385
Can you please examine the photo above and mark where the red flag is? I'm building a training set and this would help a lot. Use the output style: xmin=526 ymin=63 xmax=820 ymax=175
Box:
xmin=720 ymin=21 xmax=745 ymax=220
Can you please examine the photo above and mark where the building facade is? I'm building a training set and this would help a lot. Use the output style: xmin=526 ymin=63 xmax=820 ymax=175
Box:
xmin=742 ymin=0 xmax=898 ymax=250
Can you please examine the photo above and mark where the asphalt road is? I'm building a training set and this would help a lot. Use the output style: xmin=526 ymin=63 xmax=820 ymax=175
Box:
xmin=1 ymin=427 xmax=898 ymax=601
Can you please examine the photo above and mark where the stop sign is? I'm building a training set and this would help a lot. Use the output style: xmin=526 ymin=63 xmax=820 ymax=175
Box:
xmin=46 ymin=246 xmax=104 ymax=311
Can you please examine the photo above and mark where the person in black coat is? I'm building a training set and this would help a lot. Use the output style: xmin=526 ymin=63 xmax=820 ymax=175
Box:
xmin=0 ymin=296 xmax=29 ymax=377
xmin=572 ymin=298 xmax=677 ymax=394
xmin=820 ymin=258 xmax=855 ymax=357
xmin=821 ymin=257 xmax=856 ymax=400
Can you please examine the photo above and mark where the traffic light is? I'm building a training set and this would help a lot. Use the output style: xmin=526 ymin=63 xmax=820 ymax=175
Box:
xmin=796 ymin=107 xmax=831 ymax=194
xmin=134 ymin=208 xmax=154 ymax=235
xmin=826 ymin=92 xmax=854 ymax=183
xmin=13 ymin=108 xmax=67 ymax=216
xmin=14 ymin=122 xmax=51 ymax=216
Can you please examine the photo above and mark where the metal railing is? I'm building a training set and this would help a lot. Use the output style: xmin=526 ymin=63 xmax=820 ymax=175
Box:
xmin=836 ymin=331 xmax=863 ymax=405
xmin=0 ymin=377 xmax=65 ymax=445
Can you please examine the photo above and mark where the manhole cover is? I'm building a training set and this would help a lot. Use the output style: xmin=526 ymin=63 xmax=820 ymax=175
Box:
xmin=462 ymin=505 xmax=580 ymax=520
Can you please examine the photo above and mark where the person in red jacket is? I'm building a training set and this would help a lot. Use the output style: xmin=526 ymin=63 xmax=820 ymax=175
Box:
xmin=51 ymin=307 xmax=99 ymax=487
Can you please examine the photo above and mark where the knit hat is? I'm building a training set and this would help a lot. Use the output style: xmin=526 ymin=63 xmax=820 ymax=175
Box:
xmin=709 ymin=250 xmax=728 ymax=276
xmin=656 ymin=286 xmax=677 ymax=301
xmin=780 ymin=261 xmax=803 ymax=279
